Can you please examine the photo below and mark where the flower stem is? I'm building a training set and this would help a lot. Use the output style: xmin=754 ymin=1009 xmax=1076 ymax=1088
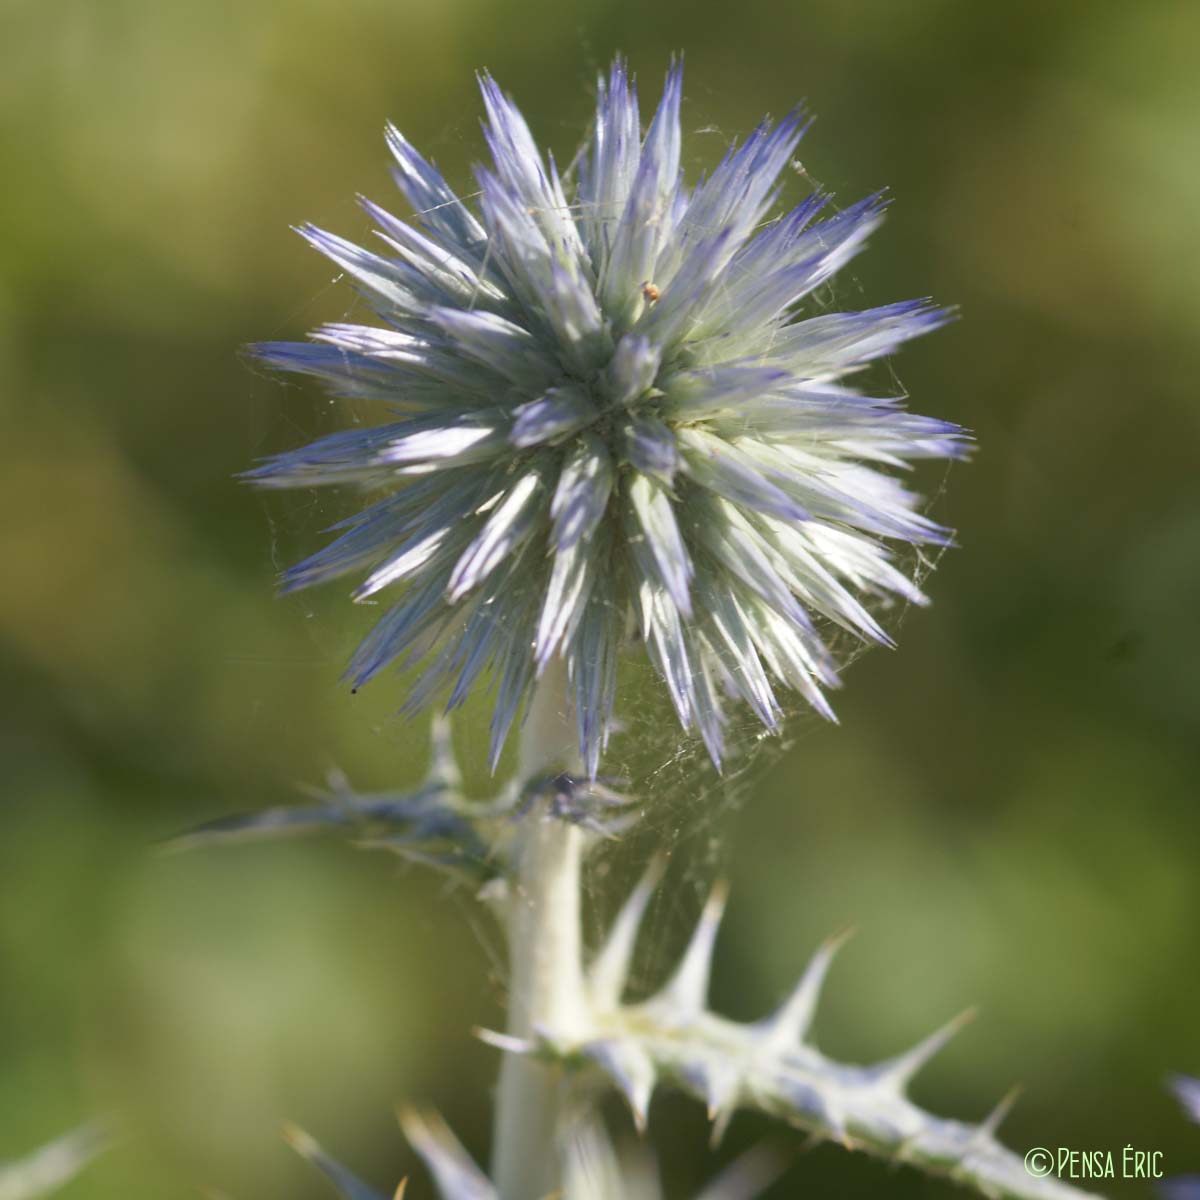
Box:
xmin=491 ymin=659 xmax=585 ymax=1200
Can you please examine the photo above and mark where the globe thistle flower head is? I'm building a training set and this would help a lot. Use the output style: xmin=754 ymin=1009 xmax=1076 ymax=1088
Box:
xmin=247 ymin=59 xmax=968 ymax=776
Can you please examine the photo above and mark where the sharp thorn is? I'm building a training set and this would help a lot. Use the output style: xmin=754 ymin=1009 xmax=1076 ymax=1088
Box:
xmin=652 ymin=880 xmax=729 ymax=1016
xmin=395 ymin=1104 xmax=421 ymax=1140
xmin=783 ymin=1081 xmax=850 ymax=1149
xmin=798 ymin=1128 xmax=824 ymax=1153
xmin=758 ymin=926 xmax=855 ymax=1048
xmin=588 ymin=855 xmax=666 ymax=1009
xmin=709 ymin=1104 xmax=735 ymax=1150
xmin=583 ymin=1039 xmax=655 ymax=1133
xmin=978 ymin=1084 xmax=1022 ymax=1139
xmin=879 ymin=1007 xmax=978 ymax=1090
xmin=280 ymin=1123 xmax=318 ymax=1159
xmin=472 ymin=1026 xmax=535 ymax=1055
xmin=679 ymin=1059 xmax=739 ymax=1148
xmin=397 ymin=1105 xmax=493 ymax=1196
xmin=1169 ymin=1074 xmax=1200 ymax=1122
xmin=704 ymin=1064 xmax=738 ymax=1122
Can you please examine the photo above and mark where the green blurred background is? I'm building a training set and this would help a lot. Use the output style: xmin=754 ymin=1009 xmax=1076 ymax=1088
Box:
xmin=2 ymin=0 xmax=1198 ymax=1196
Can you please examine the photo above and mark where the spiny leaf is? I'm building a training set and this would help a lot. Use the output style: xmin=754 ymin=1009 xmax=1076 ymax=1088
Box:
xmin=484 ymin=872 xmax=1105 ymax=1200
xmin=166 ymin=721 xmax=499 ymax=884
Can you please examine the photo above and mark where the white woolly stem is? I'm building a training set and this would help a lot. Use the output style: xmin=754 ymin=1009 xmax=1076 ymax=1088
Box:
xmin=491 ymin=659 xmax=585 ymax=1200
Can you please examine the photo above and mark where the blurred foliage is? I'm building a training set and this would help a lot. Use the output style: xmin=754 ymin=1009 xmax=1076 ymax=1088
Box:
xmin=1 ymin=0 xmax=1198 ymax=1197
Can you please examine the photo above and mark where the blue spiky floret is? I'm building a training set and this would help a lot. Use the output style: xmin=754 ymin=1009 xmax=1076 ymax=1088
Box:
xmin=246 ymin=59 xmax=968 ymax=775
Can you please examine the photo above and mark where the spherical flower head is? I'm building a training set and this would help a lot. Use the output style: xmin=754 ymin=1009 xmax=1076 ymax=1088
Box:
xmin=246 ymin=59 xmax=968 ymax=776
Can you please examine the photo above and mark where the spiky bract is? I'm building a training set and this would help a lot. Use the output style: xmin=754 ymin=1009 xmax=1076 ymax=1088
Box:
xmin=247 ymin=60 xmax=967 ymax=774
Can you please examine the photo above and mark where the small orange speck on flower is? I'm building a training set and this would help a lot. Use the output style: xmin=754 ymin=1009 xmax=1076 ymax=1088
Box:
xmin=641 ymin=281 xmax=661 ymax=303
